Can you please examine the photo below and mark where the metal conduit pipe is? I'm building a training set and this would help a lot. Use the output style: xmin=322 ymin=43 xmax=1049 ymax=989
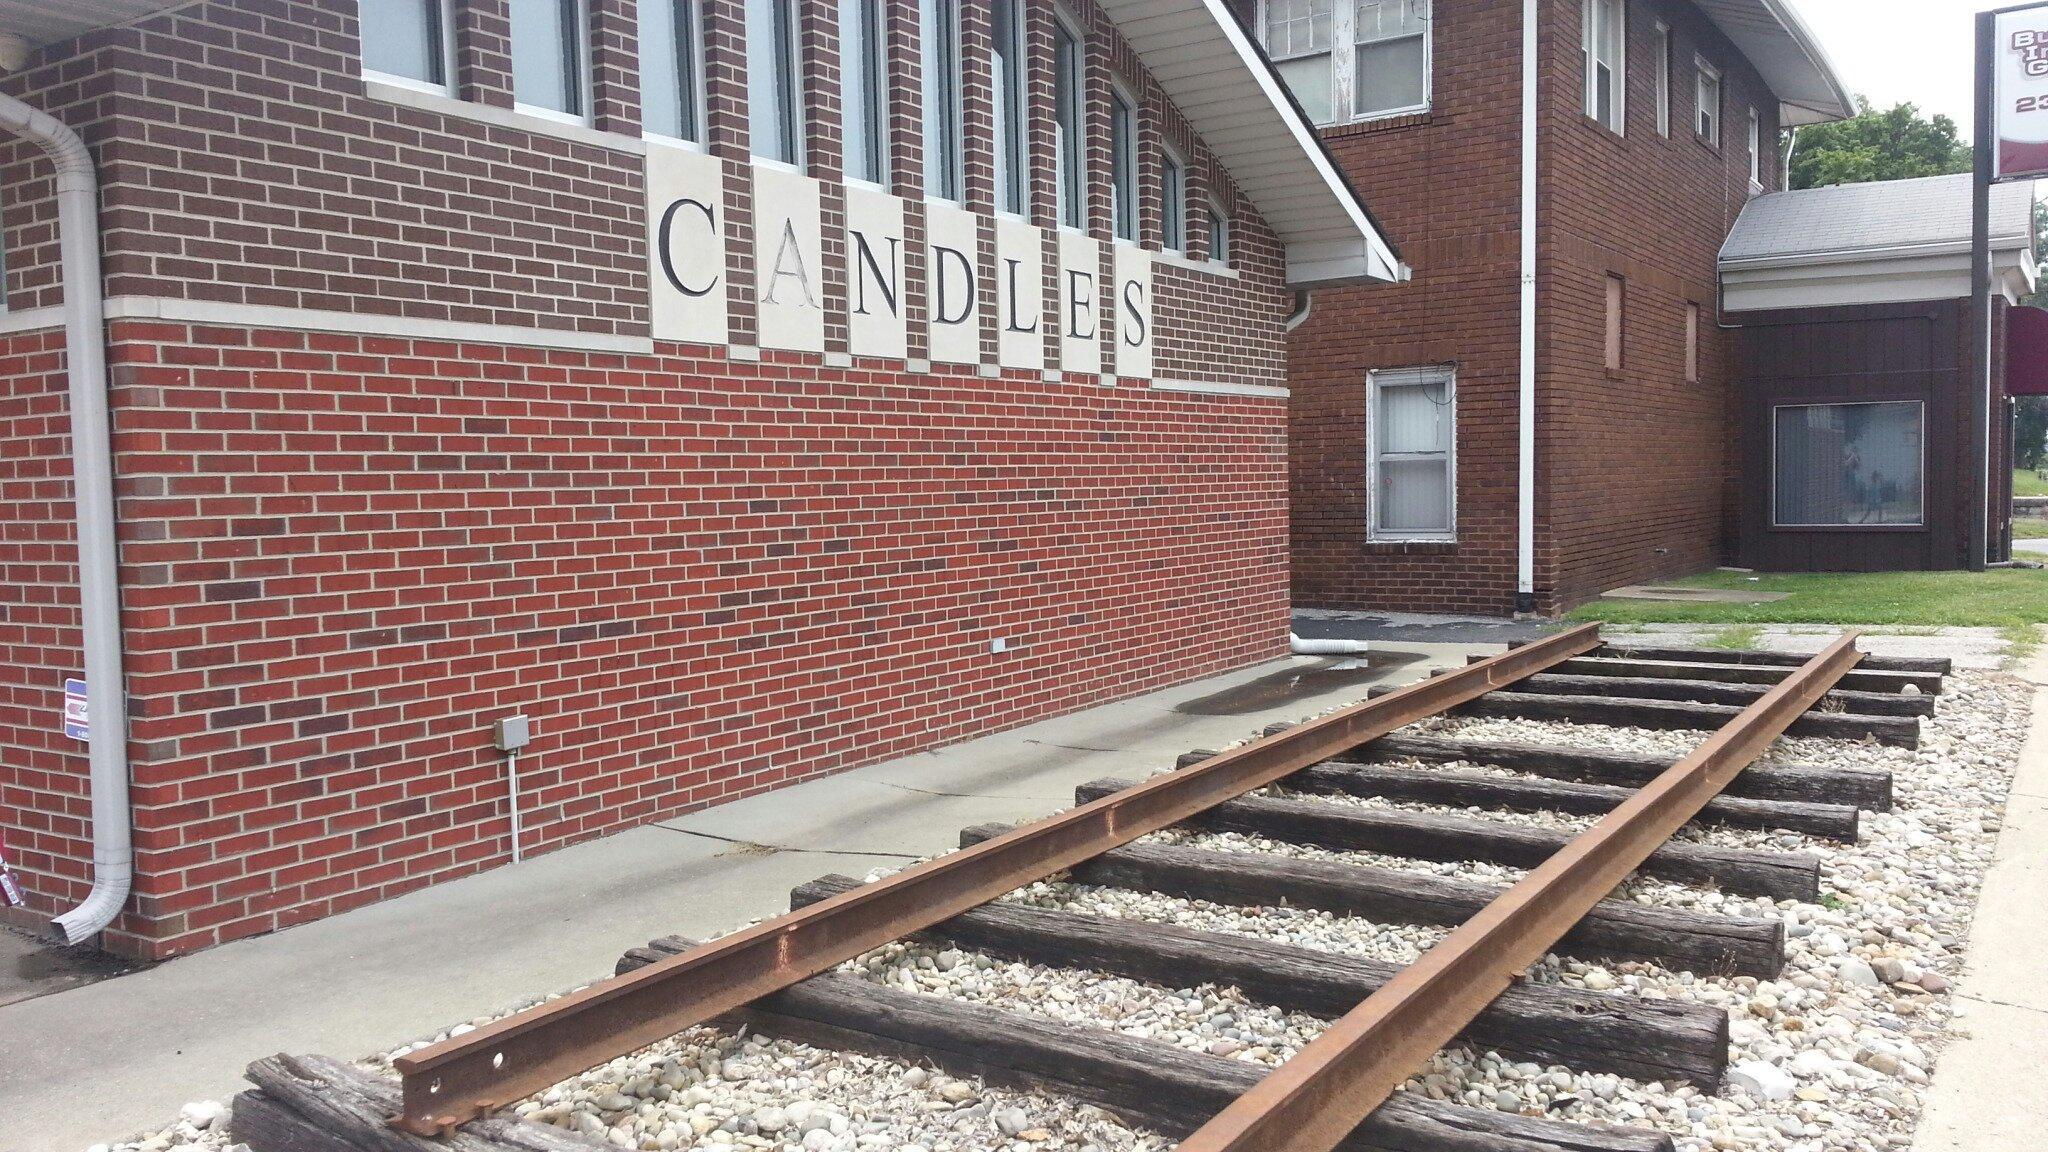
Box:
xmin=0 ymin=93 xmax=133 ymax=946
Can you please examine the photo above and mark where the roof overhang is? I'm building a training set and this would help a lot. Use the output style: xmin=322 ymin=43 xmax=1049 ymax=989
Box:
xmin=1721 ymin=240 xmax=2038 ymax=313
xmin=1693 ymin=0 xmax=1855 ymax=126
xmin=0 ymin=0 xmax=187 ymax=52
xmin=1097 ymin=0 xmax=1406 ymax=289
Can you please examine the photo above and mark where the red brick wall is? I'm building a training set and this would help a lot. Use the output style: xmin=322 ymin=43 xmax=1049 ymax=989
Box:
xmin=1288 ymin=0 xmax=1783 ymax=614
xmin=0 ymin=329 xmax=92 ymax=922
xmin=0 ymin=320 xmax=1288 ymax=958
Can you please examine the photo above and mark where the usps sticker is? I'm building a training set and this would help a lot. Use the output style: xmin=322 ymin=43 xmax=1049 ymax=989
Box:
xmin=64 ymin=677 xmax=88 ymax=740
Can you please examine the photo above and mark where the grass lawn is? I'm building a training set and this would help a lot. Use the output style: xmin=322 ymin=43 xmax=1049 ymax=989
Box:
xmin=2016 ymin=518 xmax=2048 ymax=539
xmin=2017 ymin=469 xmax=2048 ymax=499
xmin=1567 ymin=569 xmax=2048 ymax=651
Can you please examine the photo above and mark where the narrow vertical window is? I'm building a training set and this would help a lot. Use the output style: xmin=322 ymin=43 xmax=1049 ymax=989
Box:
xmin=642 ymin=0 xmax=704 ymax=142
xmin=1685 ymin=302 xmax=1700 ymax=383
xmin=1110 ymin=89 xmax=1137 ymax=241
xmin=921 ymin=0 xmax=962 ymax=198
xmin=1696 ymin=59 xmax=1721 ymax=145
xmin=991 ymin=0 xmax=1026 ymax=213
xmin=1747 ymin=108 xmax=1763 ymax=189
xmin=1265 ymin=0 xmax=1335 ymax=124
xmin=1160 ymin=150 xmax=1186 ymax=252
xmin=511 ymin=0 xmax=589 ymax=119
xmin=1581 ymin=0 xmax=1624 ymax=133
xmin=748 ymin=0 xmax=804 ymax=164
xmin=840 ymin=0 xmax=886 ymax=181
xmin=1352 ymin=0 xmax=1429 ymax=119
xmin=1053 ymin=21 xmax=1086 ymax=228
xmin=1369 ymin=366 xmax=1456 ymax=542
xmin=1605 ymin=274 xmax=1625 ymax=371
xmin=362 ymin=0 xmax=452 ymax=90
xmin=1652 ymin=20 xmax=1670 ymax=137
xmin=1205 ymin=201 xmax=1230 ymax=266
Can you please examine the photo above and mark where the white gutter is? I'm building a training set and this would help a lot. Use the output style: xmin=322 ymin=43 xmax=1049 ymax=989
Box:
xmin=1515 ymin=0 xmax=1538 ymax=614
xmin=0 ymin=94 xmax=132 ymax=946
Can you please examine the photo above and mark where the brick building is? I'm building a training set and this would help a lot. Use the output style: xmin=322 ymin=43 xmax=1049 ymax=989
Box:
xmin=0 ymin=0 xmax=1398 ymax=956
xmin=1269 ymin=0 xmax=1855 ymax=613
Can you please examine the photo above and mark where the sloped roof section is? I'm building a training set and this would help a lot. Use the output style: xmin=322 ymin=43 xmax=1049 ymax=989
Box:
xmin=1098 ymin=0 xmax=1406 ymax=288
xmin=1721 ymin=174 xmax=2036 ymax=266
xmin=1693 ymin=0 xmax=1854 ymax=126
xmin=0 ymin=0 xmax=184 ymax=49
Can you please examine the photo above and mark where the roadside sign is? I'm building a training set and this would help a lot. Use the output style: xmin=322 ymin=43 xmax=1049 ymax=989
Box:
xmin=63 ymin=677 xmax=88 ymax=740
xmin=1994 ymin=2 xmax=2048 ymax=181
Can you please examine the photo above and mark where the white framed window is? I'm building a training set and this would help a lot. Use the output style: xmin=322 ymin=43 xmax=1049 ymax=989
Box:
xmin=1581 ymin=0 xmax=1624 ymax=134
xmin=1772 ymin=401 xmax=1925 ymax=528
xmin=1160 ymin=148 xmax=1186 ymax=252
xmin=1352 ymin=0 xmax=1429 ymax=119
xmin=1695 ymin=57 xmax=1721 ymax=145
xmin=840 ymin=0 xmax=887 ymax=182
xmin=1259 ymin=0 xmax=1429 ymax=126
xmin=642 ymin=0 xmax=706 ymax=144
xmin=1053 ymin=17 xmax=1086 ymax=229
xmin=511 ymin=0 xmax=591 ymax=122
xmin=1110 ymin=86 xmax=1138 ymax=242
xmin=361 ymin=0 xmax=456 ymax=93
xmin=1263 ymin=0 xmax=1334 ymax=124
xmin=1747 ymin=107 xmax=1763 ymax=190
xmin=921 ymin=0 xmax=963 ymax=199
xmin=1652 ymin=20 xmax=1670 ymax=137
xmin=748 ymin=0 xmax=805 ymax=165
xmin=992 ymin=0 xmax=1027 ymax=214
xmin=1368 ymin=366 xmax=1456 ymax=542
xmin=1205 ymin=200 xmax=1230 ymax=266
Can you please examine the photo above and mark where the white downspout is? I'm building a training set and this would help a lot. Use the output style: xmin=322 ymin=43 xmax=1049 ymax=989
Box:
xmin=1515 ymin=0 xmax=1539 ymax=614
xmin=0 ymin=94 xmax=132 ymax=946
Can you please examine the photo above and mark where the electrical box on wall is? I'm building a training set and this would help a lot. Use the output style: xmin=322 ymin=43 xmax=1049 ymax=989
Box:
xmin=494 ymin=715 xmax=533 ymax=752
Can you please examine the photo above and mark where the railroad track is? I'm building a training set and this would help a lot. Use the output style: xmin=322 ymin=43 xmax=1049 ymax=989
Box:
xmin=228 ymin=624 xmax=1951 ymax=1152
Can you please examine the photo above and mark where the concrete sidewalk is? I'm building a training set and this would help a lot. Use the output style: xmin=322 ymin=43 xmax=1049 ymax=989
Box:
xmin=0 ymin=644 xmax=1474 ymax=1152
xmin=1914 ymin=642 xmax=2048 ymax=1152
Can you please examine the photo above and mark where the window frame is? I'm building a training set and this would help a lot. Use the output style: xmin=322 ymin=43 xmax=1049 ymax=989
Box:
xmin=921 ymin=0 xmax=964 ymax=199
xmin=1366 ymin=364 xmax=1458 ymax=544
xmin=1581 ymin=0 xmax=1625 ymax=136
xmin=1769 ymin=400 xmax=1928 ymax=530
xmin=642 ymin=0 xmax=709 ymax=147
xmin=838 ymin=0 xmax=888 ymax=183
xmin=1110 ymin=81 xmax=1139 ymax=243
xmin=1254 ymin=0 xmax=1431 ymax=128
xmin=1052 ymin=13 xmax=1088 ymax=231
xmin=1695 ymin=56 xmax=1722 ymax=147
xmin=1652 ymin=19 xmax=1671 ymax=138
xmin=990 ymin=0 xmax=1028 ymax=214
xmin=511 ymin=0 xmax=595 ymax=126
xmin=1160 ymin=145 xmax=1187 ymax=254
xmin=1205 ymin=199 xmax=1231 ymax=267
xmin=746 ymin=0 xmax=806 ymax=168
xmin=1747 ymin=107 xmax=1764 ymax=191
xmin=359 ymin=0 xmax=459 ymax=96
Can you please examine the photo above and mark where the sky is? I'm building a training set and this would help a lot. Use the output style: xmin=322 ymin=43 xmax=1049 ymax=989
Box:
xmin=1787 ymin=0 xmax=2007 ymax=135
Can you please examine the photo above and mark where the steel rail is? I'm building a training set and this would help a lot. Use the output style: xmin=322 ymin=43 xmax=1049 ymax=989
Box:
xmin=1174 ymin=630 xmax=1864 ymax=1152
xmin=391 ymin=623 xmax=1605 ymax=1134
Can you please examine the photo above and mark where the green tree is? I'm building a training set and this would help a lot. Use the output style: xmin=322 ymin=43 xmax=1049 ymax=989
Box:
xmin=1787 ymin=97 xmax=1971 ymax=191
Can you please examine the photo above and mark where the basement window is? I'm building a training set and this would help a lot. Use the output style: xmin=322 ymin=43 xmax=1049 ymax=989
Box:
xmin=1369 ymin=366 xmax=1456 ymax=542
xmin=1772 ymin=402 xmax=1925 ymax=528
xmin=360 ymin=0 xmax=456 ymax=93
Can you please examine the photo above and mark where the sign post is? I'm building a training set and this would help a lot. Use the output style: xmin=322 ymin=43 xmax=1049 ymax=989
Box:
xmin=1977 ymin=3 xmax=2048 ymax=569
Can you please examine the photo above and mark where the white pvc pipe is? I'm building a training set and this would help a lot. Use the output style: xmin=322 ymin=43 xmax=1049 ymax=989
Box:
xmin=1515 ymin=0 xmax=1539 ymax=613
xmin=1290 ymin=633 xmax=1371 ymax=656
xmin=0 ymin=94 xmax=132 ymax=946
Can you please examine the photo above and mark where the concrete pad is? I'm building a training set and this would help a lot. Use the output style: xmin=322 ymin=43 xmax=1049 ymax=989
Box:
xmin=1915 ymin=640 xmax=2048 ymax=1151
xmin=0 ymin=924 xmax=134 ymax=1009
xmin=0 ymin=644 xmax=1474 ymax=1152
xmin=1599 ymin=584 xmax=1790 ymax=604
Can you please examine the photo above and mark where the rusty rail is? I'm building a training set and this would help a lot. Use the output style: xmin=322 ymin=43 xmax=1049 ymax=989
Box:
xmin=1174 ymin=630 xmax=1864 ymax=1152
xmin=391 ymin=622 xmax=1605 ymax=1134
